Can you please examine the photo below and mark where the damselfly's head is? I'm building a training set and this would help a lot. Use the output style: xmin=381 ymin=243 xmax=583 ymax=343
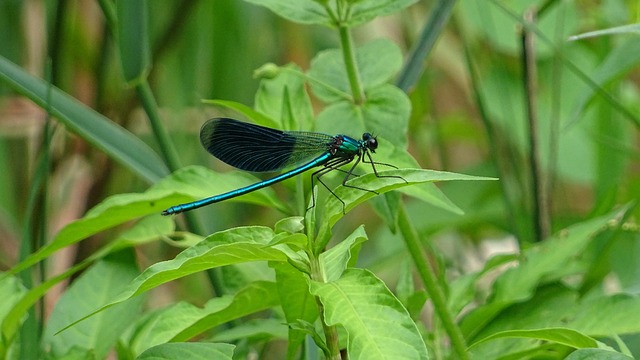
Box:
xmin=362 ymin=133 xmax=378 ymax=153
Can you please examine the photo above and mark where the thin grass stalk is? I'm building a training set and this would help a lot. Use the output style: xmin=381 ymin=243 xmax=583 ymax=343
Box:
xmin=521 ymin=8 xmax=550 ymax=241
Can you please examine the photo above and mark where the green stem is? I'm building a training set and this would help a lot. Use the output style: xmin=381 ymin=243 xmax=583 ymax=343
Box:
xmin=135 ymin=82 xmax=226 ymax=299
xmin=135 ymin=82 xmax=181 ymax=172
xmin=309 ymin=254 xmax=341 ymax=359
xmin=135 ymin=81 xmax=204 ymax=242
xmin=398 ymin=205 xmax=469 ymax=360
xmin=338 ymin=25 xmax=365 ymax=104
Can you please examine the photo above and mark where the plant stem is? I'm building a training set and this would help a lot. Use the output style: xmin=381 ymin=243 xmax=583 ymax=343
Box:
xmin=309 ymin=254 xmax=341 ymax=359
xmin=338 ymin=25 xmax=365 ymax=104
xmin=135 ymin=82 xmax=181 ymax=172
xmin=398 ymin=205 xmax=470 ymax=360
xmin=521 ymin=8 xmax=550 ymax=241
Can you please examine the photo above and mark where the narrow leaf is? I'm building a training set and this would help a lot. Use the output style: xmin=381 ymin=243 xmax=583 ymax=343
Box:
xmin=470 ymin=328 xmax=598 ymax=350
xmin=0 ymin=55 xmax=168 ymax=183
xmin=116 ymin=0 xmax=151 ymax=84
xmin=137 ymin=343 xmax=235 ymax=360
xmin=316 ymin=168 xmax=495 ymax=251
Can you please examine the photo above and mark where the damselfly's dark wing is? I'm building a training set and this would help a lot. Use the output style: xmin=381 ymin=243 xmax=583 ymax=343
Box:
xmin=200 ymin=118 xmax=335 ymax=172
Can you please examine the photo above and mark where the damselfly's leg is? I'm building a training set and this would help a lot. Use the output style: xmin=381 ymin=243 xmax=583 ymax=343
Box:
xmin=341 ymin=154 xmax=380 ymax=195
xmin=363 ymin=151 xmax=408 ymax=184
xmin=308 ymin=157 xmax=353 ymax=213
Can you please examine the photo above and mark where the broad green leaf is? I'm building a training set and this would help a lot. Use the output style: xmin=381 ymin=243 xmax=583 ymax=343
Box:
xmin=347 ymin=0 xmax=419 ymax=27
xmin=255 ymin=64 xmax=314 ymax=131
xmin=243 ymin=0 xmax=329 ymax=25
xmin=0 ymin=55 xmax=169 ymax=183
xmin=0 ymin=276 xmax=25 ymax=326
xmin=203 ymin=99 xmax=280 ymax=128
xmin=316 ymin=84 xmax=411 ymax=148
xmin=272 ymin=262 xmax=319 ymax=360
xmin=128 ymin=281 xmax=279 ymax=355
xmin=571 ymin=293 xmax=640 ymax=336
xmin=274 ymin=216 xmax=305 ymax=234
xmin=1 ymin=216 xmax=171 ymax=355
xmin=396 ymin=260 xmax=428 ymax=319
xmin=308 ymin=39 xmax=403 ymax=102
xmin=137 ymin=342 xmax=235 ymax=360
xmin=243 ymin=0 xmax=417 ymax=27
xmin=319 ymin=226 xmax=368 ymax=282
xmin=460 ymin=205 xmax=632 ymax=341
xmin=0 ymin=276 xmax=27 ymax=357
xmin=59 ymin=227 xmax=294 ymax=332
xmin=94 ymin=214 xmax=175 ymax=256
xmin=447 ymin=254 xmax=517 ymax=315
xmin=309 ymin=268 xmax=428 ymax=360
xmin=467 ymin=284 xmax=640 ymax=358
xmin=315 ymin=168 xmax=496 ymax=251
xmin=116 ymin=0 xmax=150 ymax=85
xmin=43 ymin=251 xmax=144 ymax=359
xmin=470 ymin=328 xmax=598 ymax=350
xmin=564 ymin=348 xmax=634 ymax=360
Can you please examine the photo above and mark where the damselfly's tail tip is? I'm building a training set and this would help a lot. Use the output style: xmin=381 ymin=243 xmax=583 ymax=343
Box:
xmin=161 ymin=209 xmax=173 ymax=216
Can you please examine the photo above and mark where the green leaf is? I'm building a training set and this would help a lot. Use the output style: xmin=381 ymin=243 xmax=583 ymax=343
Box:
xmin=202 ymin=99 xmax=280 ymax=129
xmin=212 ymin=318 xmax=288 ymax=342
xmin=309 ymin=268 xmax=428 ymax=360
xmin=274 ymin=216 xmax=305 ymax=234
xmin=568 ymin=38 xmax=640 ymax=126
xmin=0 ymin=275 xmax=27 ymax=357
xmin=272 ymin=262 xmax=319 ymax=359
xmin=470 ymin=328 xmax=598 ymax=350
xmin=243 ymin=0 xmax=329 ymax=25
xmin=319 ymin=226 xmax=368 ymax=282
xmin=154 ymin=165 xmax=291 ymax=213
xmin=128 ymin=281 xmax=280 ymax=355
xmin=396 ymin=260 xmax=428 ymax=319
xmin=396 ymin=0 xmax=456 ymax=91
xmin=460 ymin=205 xmax=632 ymax=341
xmin=59 ymin=227 xmax=295 ymax=333
xmin=564 ymin=348 xmax=634 ymax=360
xmin=116 ymin=0 xmax=151 ymax=85
xmin=43 ymin=251 xmax=144 ymax=359
xmin=466 ymin=283 xmax=640 ymax=358
xmin=255 ymin=64 xmax=314 ymax=131
xmin=315 ymin=168 xmax=495 ymax=251
xmin=137 ymin=342 xmax=235 ymax=360
xmin=347 ymin=0 xmax=419 ymax=27
xmin=5 ymin=175 xmax=192 ymax=277
xmin=0 ymin=55 xmax=169 ymax=183
xmin=316 ymin=84 xmax=411 ymax=148
xmin=308 ymin=39 xmax=403 ymax=103
xmin=568 ymin=23 xmax=640 ymax=40
xmin=1 ymin=215 xmax=171 ymax=356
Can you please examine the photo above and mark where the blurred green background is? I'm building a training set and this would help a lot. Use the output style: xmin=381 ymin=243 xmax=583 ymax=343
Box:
xmin=0 ymin=0 xmax=639 ymax=357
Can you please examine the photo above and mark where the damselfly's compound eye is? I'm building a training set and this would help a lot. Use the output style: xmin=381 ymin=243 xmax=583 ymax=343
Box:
xmin=362 ymin=133 xmax=378 ymax=152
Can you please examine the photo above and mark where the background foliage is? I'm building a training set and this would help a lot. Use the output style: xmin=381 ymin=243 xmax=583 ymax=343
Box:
xmin=0 ymin=0 xmax=639 ymax=359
